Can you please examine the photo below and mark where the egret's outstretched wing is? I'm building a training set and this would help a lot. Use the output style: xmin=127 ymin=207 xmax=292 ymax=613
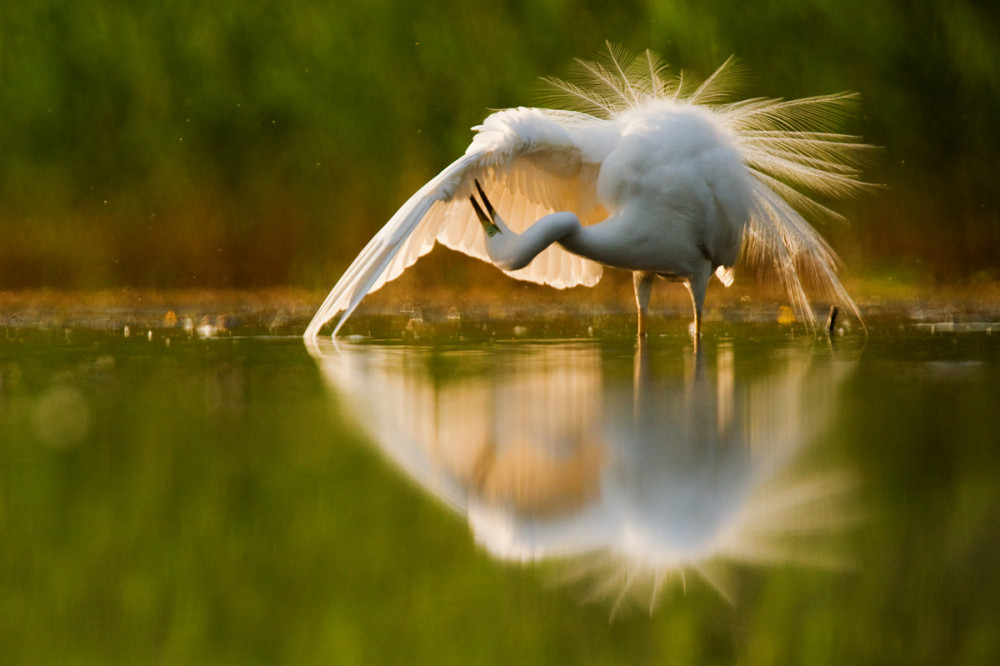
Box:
xmin=304 ymin=108 xmax=610 ymax=339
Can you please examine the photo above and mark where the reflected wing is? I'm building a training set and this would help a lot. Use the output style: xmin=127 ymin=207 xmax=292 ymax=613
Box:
xmin=304 ymin=108 xmax=611 ymax=339
xmin=308 ymin=340 xmax=607 ymax=518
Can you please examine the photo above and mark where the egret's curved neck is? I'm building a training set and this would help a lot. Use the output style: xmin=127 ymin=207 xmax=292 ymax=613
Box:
xmin=486 ymin=212 xmax=620 ymax=271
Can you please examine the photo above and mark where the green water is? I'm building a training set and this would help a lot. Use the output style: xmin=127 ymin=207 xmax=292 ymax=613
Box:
xmin=1 ymin=318 xmax=999 ymax=664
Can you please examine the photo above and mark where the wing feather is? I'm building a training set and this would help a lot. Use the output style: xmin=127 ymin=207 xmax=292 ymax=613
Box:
xmin=304 ymin=109 xmax=609 ymax=338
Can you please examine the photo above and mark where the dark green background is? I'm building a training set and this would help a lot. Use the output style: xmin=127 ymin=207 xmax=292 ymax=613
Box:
xmin=1 ymin=0 xmax=997 ymax=288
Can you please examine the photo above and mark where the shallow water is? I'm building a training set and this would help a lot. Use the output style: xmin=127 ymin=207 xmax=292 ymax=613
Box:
xmin=2 ymin=316 xmax=999 ymax=663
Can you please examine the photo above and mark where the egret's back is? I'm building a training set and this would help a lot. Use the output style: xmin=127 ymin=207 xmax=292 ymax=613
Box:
xmin=596 ymin=102 xmax=751 ymax=272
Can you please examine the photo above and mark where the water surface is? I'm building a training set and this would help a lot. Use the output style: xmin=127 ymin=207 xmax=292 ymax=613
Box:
xmin=1 ymin=317 xmax=999 ymax=663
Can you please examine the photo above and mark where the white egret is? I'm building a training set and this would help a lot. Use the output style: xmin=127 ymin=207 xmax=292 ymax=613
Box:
xmin=304 ymin=45 xmax=874 ymax=340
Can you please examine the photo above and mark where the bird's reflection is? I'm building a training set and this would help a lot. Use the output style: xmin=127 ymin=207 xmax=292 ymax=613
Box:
xmin=307 ymin=337 xmax=858 ymax=614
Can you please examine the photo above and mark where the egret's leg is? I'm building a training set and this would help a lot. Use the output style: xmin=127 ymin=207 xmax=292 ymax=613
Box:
xmin=633 ymin=271 xmax=655 ymax=337
xmin=684 ymin=271 xmax=709 ymax=347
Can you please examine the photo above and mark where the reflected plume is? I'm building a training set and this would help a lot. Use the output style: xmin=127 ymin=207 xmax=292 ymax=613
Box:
xmin=307 ymin=338 xmax=858 ymax=614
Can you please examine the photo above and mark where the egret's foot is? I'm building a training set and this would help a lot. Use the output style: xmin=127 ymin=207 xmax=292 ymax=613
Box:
xmin=469 ymin=179 xmax=502 ymax=237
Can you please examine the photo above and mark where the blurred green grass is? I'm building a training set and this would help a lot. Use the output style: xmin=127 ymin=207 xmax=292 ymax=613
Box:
xmin=1 ymin=0 xmax=998 ymax=290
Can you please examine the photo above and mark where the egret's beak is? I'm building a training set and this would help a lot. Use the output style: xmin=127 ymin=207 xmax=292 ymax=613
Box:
xmin=470 ymin=179 xmax=502 ymax=237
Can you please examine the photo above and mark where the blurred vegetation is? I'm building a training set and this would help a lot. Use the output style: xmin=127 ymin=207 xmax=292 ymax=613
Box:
xmin=1 ymin=0 xmax=998 ymax=289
